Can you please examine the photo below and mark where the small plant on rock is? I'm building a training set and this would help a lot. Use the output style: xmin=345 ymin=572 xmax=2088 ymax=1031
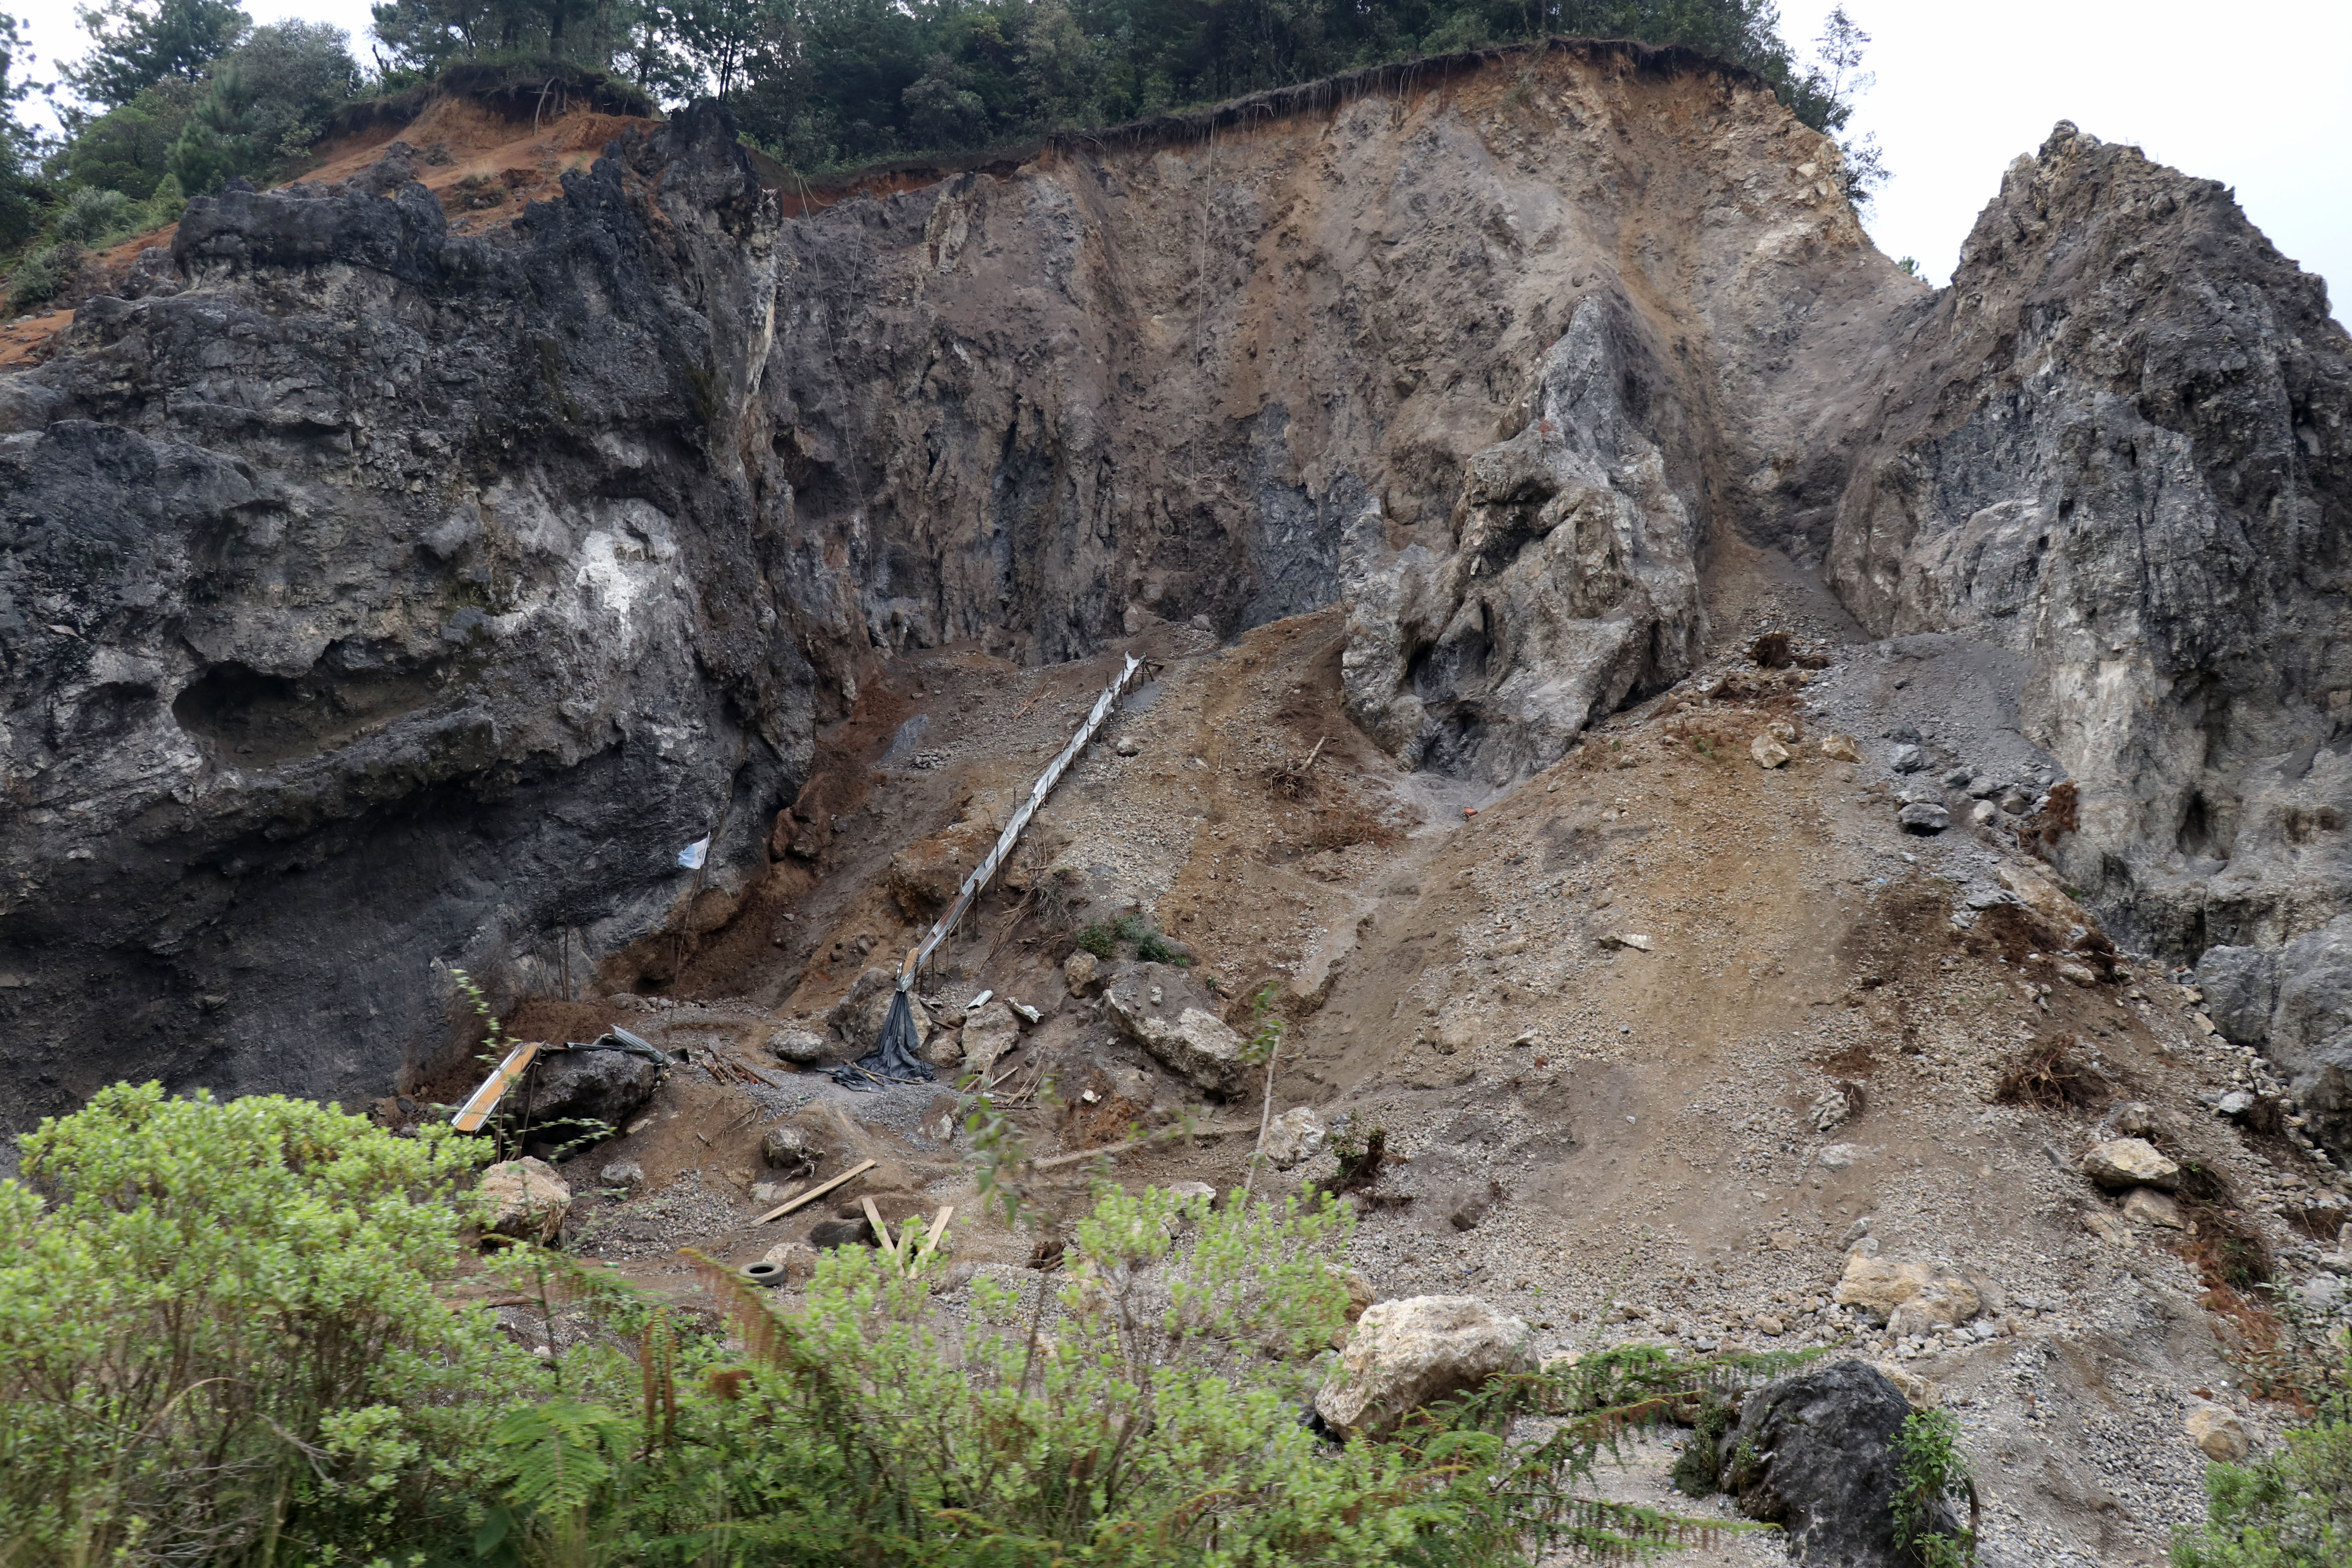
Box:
xmin=1891 ymin=1407 xmax=1980 ymax=1566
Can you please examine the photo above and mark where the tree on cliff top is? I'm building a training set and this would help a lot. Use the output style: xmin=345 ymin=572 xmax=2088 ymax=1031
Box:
xmin=59 ymin=0 xmax=250 ymax=114
xmin=0 ymin=12 xmax=43 ymax=245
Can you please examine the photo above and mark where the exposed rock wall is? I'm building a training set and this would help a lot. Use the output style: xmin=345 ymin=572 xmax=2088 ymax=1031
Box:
xmin=2 ymin=42 xmax=2345 ymax=1121
xmin=0 ymin=109 xmax=814 ymax=1125
xmin=764 ymin=36 xmax=1883 ymax=718
xmin=1805 ymin=124 xmax=2352 ymax=956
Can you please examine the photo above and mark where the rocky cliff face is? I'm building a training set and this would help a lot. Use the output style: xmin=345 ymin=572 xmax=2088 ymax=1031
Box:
xmin=1 ymin=42 xmax=2345 ymax=1122
xmin=0 ymin=109 xmax=813 ymax=1124
xmin=1806 ymin=124 xmax=2352 ymax=960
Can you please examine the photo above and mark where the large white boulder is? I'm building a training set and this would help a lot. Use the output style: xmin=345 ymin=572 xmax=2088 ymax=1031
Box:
xmin=1314 ymin=1295 xmax=1535 ymax=1437
xmin=478 ymin=1157 xmax=570 ymax=1245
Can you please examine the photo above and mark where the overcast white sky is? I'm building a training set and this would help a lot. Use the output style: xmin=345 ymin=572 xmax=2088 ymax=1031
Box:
xmin=12 ymin=0 xmax=2348 ymax=313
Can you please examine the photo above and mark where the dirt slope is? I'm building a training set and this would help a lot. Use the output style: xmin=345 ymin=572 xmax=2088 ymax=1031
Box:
xmin=512 ymin=539 xmax=2345 ymax=1567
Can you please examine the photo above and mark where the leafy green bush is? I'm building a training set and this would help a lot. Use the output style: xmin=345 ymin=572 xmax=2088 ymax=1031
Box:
xmin=1075 ymin=920 xmax=1116 ymax=958
xmin=1 ymin=1086 xmax=1807 ymax=1565
xmin=51 ymin=185 xmax=136 ymax=243
xmin=2173 ymin=1363 xmax=2352 ymax=1567
xmin=5 ymin=242 xmax=71 ymax=311
xmin=0 ymin=1082 xmax=527 ymax=1565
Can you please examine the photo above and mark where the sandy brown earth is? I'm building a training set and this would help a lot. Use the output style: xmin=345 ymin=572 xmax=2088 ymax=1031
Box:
xmin=408 ymin=542 xmax=2350 ymax=1567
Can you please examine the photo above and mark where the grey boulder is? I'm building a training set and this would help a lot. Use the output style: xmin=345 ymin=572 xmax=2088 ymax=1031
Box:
xmin=523 ymin=1045 xmax=663 ymax=1144
xmin=1728 ymin=1360 xmax=1949 ymax=1566
xmin=2195 ymin=945 xmax=2278 ymax=1045
xmin=1102 ymin=963 xmax=1250 ymax=1097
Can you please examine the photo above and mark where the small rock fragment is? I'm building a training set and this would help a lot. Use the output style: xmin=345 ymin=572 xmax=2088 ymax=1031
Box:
xmin=1599 ymin=932 xmax=1654 ymax=951
xmin=478 ymin=1157 xmax=570 ymax=1244
xmin=2055 ymin=960 xmax=2100 ymax=987
xmin=761 ymin=1125 xmax=817 ymax=1170
xmin=1063 ymin=949 xmax=1101 ymax=996
xmin=757 ymin=1240 xmax=821 ymax=1286
xmin=2122 ymin=1187 xmax=2185 ymax=1229
xmin=2186 ymin=1402 xmax=2250 ymax=1462
xmin=767 ymin=1025 xmax=828 ymax=1065
xmin=1818 ymin=1142 xmax=1867 ymax=1169
xmin=962 ymin=1001 xmax=1023 ymax=1078
xmin=1261 ymin=1106 xmax=1328 ymax=1169
xmin=1819 ymin=733 xmax=1862 ymax=763
xmin=598 ymin=1160 xmax=645 ymax=1189
xmin=2081 ymin=1208 xmax=2134 ymax=1246
xmin=1891 ymin=744 xmax=1927 ymax=773
xmin=1751 ymin=735 xmax=1791 ymax=769
xmin=1898 ymin=801 xmax=1950 ymax=834
xmin=1968 ymin=800 xmax=1998 ymax=827
xmin=2080 ymin=1138 xmax=2180 ymax=1191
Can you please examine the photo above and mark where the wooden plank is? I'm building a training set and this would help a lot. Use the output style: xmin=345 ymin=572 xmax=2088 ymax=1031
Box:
xmin=453 ymin=1041 xmax=542 ymax=1132
xmin=921 ymin=1206 xmax=954 ymax=1255
xmin=751 ymin=1158 xmax=876 ymax=1224
xmin=861 ymin=1196 xmax=897 ymax=1259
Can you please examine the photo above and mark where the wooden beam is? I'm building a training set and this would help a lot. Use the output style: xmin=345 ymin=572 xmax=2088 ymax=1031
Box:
xmin=751 ymin=1158 xmax=876 ymax=1224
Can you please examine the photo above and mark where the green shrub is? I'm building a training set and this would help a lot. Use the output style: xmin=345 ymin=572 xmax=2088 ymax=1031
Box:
xmin=51 ymin=185 xmax=138 ymax=244
xmin=0 ymin=1088 xmax=1806 ymax=1565
xmin=1891 ymin=1407 xmax=1979 ymax=1567
xmin=2173 ymin=1362 xmax=2352 ymax=1567
xmin=5 ymin=243 xmax=71 ymax=311
xmin=1075 ymin=920 xmax=1116 ymax=958
xmin=0 ymin=1082 xmax=528 ymax=1565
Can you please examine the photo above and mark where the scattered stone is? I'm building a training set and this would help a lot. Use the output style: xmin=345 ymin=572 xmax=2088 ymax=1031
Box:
xmin=2082 ymin=1208 xmax=2134 ymax=1246
xmin=767 ymin=1025 xmax=829 ymax=1065
xmin=1818 ymin=1143 xmax=1867 ymax=1169
xmin=1891 ymin=744 xmax=1927 ymax=773
xmin=756 ymin=1240 xmax=821 ymax=1287
xmin=1103 ymin=962 xmax=1249 ymax=1096
xmin=1599 ymin=932 xmax=1654 ymax=952
xmin=961 ymin=1001 xmax=1023 ymax=1078
xmin=808 ymin=1215 xmax=875 ymax=1249
xmin=1968 ymin=799 xmax=1998 ymax=827
xmin=1751 ymin=734 xmax=1791 ymax=769
xmin=1728 ymin=1361 xmax=1941 ymax=1564
xmin=1063 ymin=950 xmax=1102 ymax=996
xmin=2218 ymin=1089 xmax=2258 ymax=1118
xmin=1753 ymin=1313 xmax=1786 ymax=1336
xmin=1872 ymin=1363 xmax=1942 ymax=1410
xmin=921 ymin=1027 xmax=965 ymax=1071
xmin=2080 ymin=1138 xmax=2180 ymax=1191
xmin=750 ymin=1180 xmax=796 ymax=1205
xmin=1261 ymin=1106 xmax=1328 ymax=1169
xmin=2123 ymin=1188 xmax=2185 ymax=1229
xmin=1809 ymin=1084 xmax=1855 ymax=1132
xmin=1312 ymin=1295 xmax=1536 ymax=1438
xmin=1163 ymin=1180 xmax=1216 ymax=1204
xmin=524 ymin=1046 xmax=664 ymax=1145
xmin=2114 ymin=1101 xmax=2158 ymax=1136
xmin=2056 ymin=960 xmax=2100 ymax=987
xmin=1898 ymin=801 xmax=1950 ymax=834
xmin=1833 ymin=1254 xmax=1983 ymax=1328
xmin=2186 ymin=1402 xmax=2250 ymax=1463
xmin=1113 ymin=735 xmax=1141 ymax=756
xmin=761 ymin=1125 xmax=817 ymax=1171
xmin=1446 ymin=1178 xmax=1504 ymax=1232
xmin=1818 ymin=733 xmax=1861 ymax=763
xmin=1765 ymin=717 xmax=1798 ymax=743
xmin=598 ymin=1160 xmax=644 ymax=1189
xmin=479 ymin=1157 xmax=569 ymax=1244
